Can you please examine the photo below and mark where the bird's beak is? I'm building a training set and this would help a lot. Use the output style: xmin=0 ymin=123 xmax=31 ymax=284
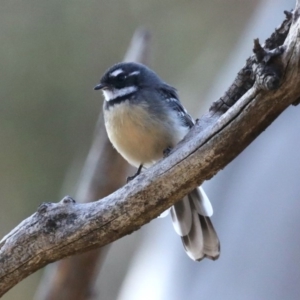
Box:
xmin=94 ymin=83 xmax=105 ymax=90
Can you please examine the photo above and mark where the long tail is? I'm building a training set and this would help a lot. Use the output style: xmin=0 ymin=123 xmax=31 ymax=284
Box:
xmin=170 ymin=187 xmax=220 ymax=261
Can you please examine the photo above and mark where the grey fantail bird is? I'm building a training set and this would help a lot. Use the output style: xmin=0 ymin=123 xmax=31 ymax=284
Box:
xmin=94 ymin=62 xmax=220 ymax=261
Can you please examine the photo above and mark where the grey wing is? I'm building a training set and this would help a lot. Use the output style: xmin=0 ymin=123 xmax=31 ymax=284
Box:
xmin=159 ymin=84 xmax=194 ymax=128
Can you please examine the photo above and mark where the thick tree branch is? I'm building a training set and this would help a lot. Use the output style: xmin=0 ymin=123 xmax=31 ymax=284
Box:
xmin=1 ymin=3 xmax=300 ymax=297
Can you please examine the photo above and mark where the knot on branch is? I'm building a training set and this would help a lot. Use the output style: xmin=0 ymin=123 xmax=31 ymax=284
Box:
xmin=265 ymin=11 xmax=292 ymax=49
xmin=61 ymin=195 xmax=76 ymax=205
xmin=208 ymin=11 xmax=292 ymax=118
xmin=209 ymin=63 xmax=255 ymax=116
xmin=253 ymin=39 xmax=285 ymax=91
xmin=44 ymin=212 xmax=78 ymax=234
xmin=37 ymin=202 xmax=53 ymax=214
xmin=284 ymin=10 xmax=293 ymax=20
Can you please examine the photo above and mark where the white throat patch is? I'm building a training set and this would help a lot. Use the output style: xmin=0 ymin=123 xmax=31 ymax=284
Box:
xmin=102 ymin=86 xmax=137 ymax=101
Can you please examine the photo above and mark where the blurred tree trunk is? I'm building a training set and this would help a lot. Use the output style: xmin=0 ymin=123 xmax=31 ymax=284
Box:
xmin=34 ymin=29 xmax=151 ymax=300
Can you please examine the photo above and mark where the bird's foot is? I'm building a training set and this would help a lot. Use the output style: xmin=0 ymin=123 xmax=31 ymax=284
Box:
xmin=163 ymin=147 xmax=172 ymax=158
xmin=127 ymin=164 xmax=143 ymax=183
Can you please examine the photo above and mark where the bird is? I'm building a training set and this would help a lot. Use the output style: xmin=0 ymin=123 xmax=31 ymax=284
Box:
xmin=94 ymin=62 xmax=220 ymax=261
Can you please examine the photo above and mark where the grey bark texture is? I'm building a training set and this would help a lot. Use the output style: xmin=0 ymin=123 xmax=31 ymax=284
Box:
xmin=1 ymin=3 xmax=300 ymax=297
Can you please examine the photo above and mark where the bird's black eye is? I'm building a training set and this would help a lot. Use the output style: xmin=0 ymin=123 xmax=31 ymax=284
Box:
xmin=116 ymin=73 xmax=126 ymax=82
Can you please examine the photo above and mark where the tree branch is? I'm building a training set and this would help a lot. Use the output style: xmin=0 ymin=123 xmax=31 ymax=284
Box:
xmin=1 ymin=4 xmax=300 ymax=297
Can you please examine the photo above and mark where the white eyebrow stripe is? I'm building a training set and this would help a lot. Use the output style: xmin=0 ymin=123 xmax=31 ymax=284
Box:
xmin=110 ymin=68 xmax=124 ymax=77
xmin=102 ymin=86 xmax=137 ymax=101
xmin=129 ymin=71 xmax=140 ymax=76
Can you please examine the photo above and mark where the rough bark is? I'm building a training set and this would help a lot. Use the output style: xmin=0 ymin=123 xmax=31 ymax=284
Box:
xmin=1 ymin=3 xmax=300 ymax=297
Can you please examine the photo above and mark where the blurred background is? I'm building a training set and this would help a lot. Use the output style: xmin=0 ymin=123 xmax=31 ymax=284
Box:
xmin=0 ymin=0 xmax=298 ymax=299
